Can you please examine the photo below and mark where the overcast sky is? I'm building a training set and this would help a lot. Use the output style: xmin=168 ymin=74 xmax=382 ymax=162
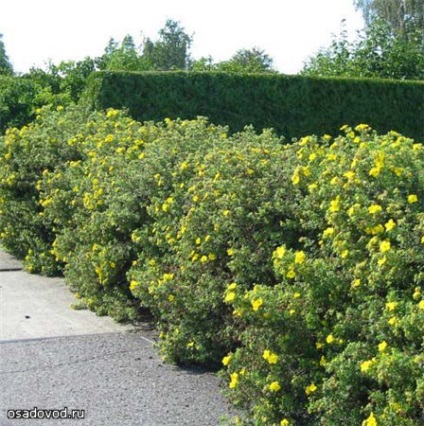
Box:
xmin=1 ymin=0 xmax=364 ymax=75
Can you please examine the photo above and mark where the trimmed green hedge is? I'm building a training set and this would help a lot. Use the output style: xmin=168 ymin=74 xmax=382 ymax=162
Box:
xmin=84 ymin=71 xmax=424 ymax=140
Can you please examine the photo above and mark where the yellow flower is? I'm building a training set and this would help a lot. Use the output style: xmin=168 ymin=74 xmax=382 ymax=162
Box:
xmin=263 ymin=349 xmax=278 ymax=364
xmin=355 ymin=124 xmax=370 ymax=132
xmin=385 ymin=219 xmax=396 ymax=231
xmin=360 ymin=359 xmax=375 ymax=373
xmin=407 ymin=194 xmax=418 ymax=204
xmin=222 ymin=355 xmax=232 ymax=366
xmin=280 ymin=420 xmax=290 ymax=426
xmin=229 ymin=372 xmax=239 ymax=389
xmin=378 ymin=341 xmax=388 ymax=352
xmin=330 ymin=176 xmax=339 ymax=185
xmin=377 ymin=257 xmax=387 ymax=266
xmin=295 ymin=251 xmax=306 ymax=264
xmin=385 ymin=301 xmax=398 ymax=311
xmin=224 ymin=292 xmax=236 ymax=303
xmin=344 ymin=170 xmax=355 ymax=180
xmin=228 ymin=282 xmax=237 ymax=291
xmin=168 ymin=294 xmax=175 ymax=302
xmin=252 ymin=298 xmax=263 ymax=311
xmin=368 ymin=204 xmax=382 ymax=214
xmin=305 ymin=383 xmax=317 ymax=395
xmin=269 ymin=381 xmax=281 ymax=392
xmin=129 ymin=280 xmax=140 ymax=291
xmin=293 ymin=292 xmax=301 ymax=299
xmin=227 ymin=248 xmax=234 ymax=256
xmin=326 ymin=334 xmax=335 ymax=344
xmin=291 ymin=172 xmax=300 ymax=185
xmin=208 ymin=253 xmax=216 ymax=261
xmin=275 ymin=246 xmax=286 ymax=259
xmin=352 ymin=279 xmax=361 ymax=288
xmin=369 ymin=167 xmax=381 ymax=177
xmin=413 ymin=287 xmax=421 ymax=300
xmin=379 ymin=240 xmax=391 ymax=253
xmin=286 ymin=269 xmax=296 ymax=279
xmin=323 ymin=227 xmax=335 ymax=238
xmin=341 ymin=249 xmax=349 ymax=259
xmin=106 ymin=109 xmax=119 ymax=118
xmin=308 ymin=183 xmax=318 ymax=192
xmin=161 ymin=273 xmax=173 ymax=282
xmin=329 ymin=197 xmax=340 ymax=212
xmin=200 ymin=255 xmax=208 ymax=263
xmin=387 ymin=316 xmax=398 ymax=326
xmin=362 ymin=412 xmax=378 ymax=426
xmin=366 ymin=224 xmax=384 ymax=235
xmin=418 ymin=300 xmax=424 ymax=310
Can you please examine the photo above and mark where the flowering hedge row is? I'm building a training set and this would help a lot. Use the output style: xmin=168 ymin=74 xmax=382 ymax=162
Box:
xmin=0 ymin=106 xmax=423 ymax=425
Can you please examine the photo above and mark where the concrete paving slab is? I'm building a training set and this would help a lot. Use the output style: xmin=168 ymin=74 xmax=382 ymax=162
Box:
xmin=0 ymin=269 xmax=133 ymax=341
xmin=0 ymin=250 xmax=22 ymax=272
xmin=0 ymin=248 xmax=240 ymax=424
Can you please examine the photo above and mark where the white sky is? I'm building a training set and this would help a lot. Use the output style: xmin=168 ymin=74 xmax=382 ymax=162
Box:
xmin=0 ymin=0 xmax=364 ymax=75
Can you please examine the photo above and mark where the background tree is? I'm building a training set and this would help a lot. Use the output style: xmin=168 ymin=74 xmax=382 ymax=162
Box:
xmin=191 ymin=48 xmax=276 ymax=73
xmin=96 ymin=35 xmax=151 ymax=71
xmin=0 ymin=33 xmax=13 ymax=75
xmin=142 ymin=20 xmax=193 ymax=70
xmin=302 ymin=17 xmax=423 ymax=80
xmin=214 ymin=47 xmax=276 ymax=73
xmin=354 ymin=0 xmax=424 ymax=36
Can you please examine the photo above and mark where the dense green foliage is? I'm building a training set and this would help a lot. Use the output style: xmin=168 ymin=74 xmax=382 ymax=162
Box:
xmin=302 ymin=19 xmax=424 ymax=80
xmin=192 ymin=48 xmax=276 ymax=73
xmin=354 ymin=0 xmax=424 ymax=36
xmin=85 ymin=71 xmax=424 ymax=141
xmin=0 ymin=73 xmax=75 ymax=134
xmin=0 ymin=106 xmax=423 ymax=425
xmin=0 ymin=33 xmax=13 ymax=75
xmin=0 ymin=76 xmax=40 ymax=133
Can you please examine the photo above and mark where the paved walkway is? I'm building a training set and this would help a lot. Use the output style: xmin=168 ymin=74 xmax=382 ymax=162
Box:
xmin=0 ymin=250 xmax=235 ymax=425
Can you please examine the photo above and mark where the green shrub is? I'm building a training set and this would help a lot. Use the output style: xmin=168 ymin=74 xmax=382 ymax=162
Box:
xmin=40 ymin=111 xmax=231 ymax=320
xmin=1 ymin=104 xmax=422 ymax=424
xmin=84 ymin=71 xmax=424 ymax=140
xmin=127 ymin=127 xmax=300 ymax=365
xmin=0 ymin=105 xmax=89 ymax=272
xmin=0 ymin=76 xmax=39 ymax=134
xmin=222 ymin=126 xmax=424 ymax=425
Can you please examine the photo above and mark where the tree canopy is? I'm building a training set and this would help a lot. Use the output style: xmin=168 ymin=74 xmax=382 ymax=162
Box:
xmin=302 ymin=0 xmax=424 ymax=80
xmin=354 ymin=0 xmax=424 ymax=36
xmin=0 ymin=33 xmax=13 ymax=75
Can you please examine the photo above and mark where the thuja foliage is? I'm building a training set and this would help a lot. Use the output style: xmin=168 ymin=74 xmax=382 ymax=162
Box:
xmin=84 ymin=71 xmax=424 ymax=141
xmin=0 ymin=106 xmax=423 ymax=424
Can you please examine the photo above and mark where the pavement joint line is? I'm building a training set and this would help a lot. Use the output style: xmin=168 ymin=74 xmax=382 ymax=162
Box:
xmin=0 ymin=338 xmax=158 ymax=375
xmin=0 ymin=331 xmax=156 ymax=346
xmin=0 ymin=268 xmax=23 ymax=271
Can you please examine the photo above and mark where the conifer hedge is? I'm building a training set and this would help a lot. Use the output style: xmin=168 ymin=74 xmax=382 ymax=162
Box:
xmin=84 ymin=71 xmax=424 ymax=141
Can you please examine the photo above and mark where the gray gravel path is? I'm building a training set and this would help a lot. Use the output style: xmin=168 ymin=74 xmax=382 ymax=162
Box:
xmin=0 ymin=249 xmax=236 ymax=425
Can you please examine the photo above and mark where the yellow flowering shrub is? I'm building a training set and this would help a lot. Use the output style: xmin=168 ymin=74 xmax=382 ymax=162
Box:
xmin=223 ymin=126 xmax=424 ymax=425
xmin=0 ymin=105 xmax=87 ymax=274
xmin=1 ymin=106 xmax=423 ymax=424
xmin=127 ymin=126 xmax=299 ymax=365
